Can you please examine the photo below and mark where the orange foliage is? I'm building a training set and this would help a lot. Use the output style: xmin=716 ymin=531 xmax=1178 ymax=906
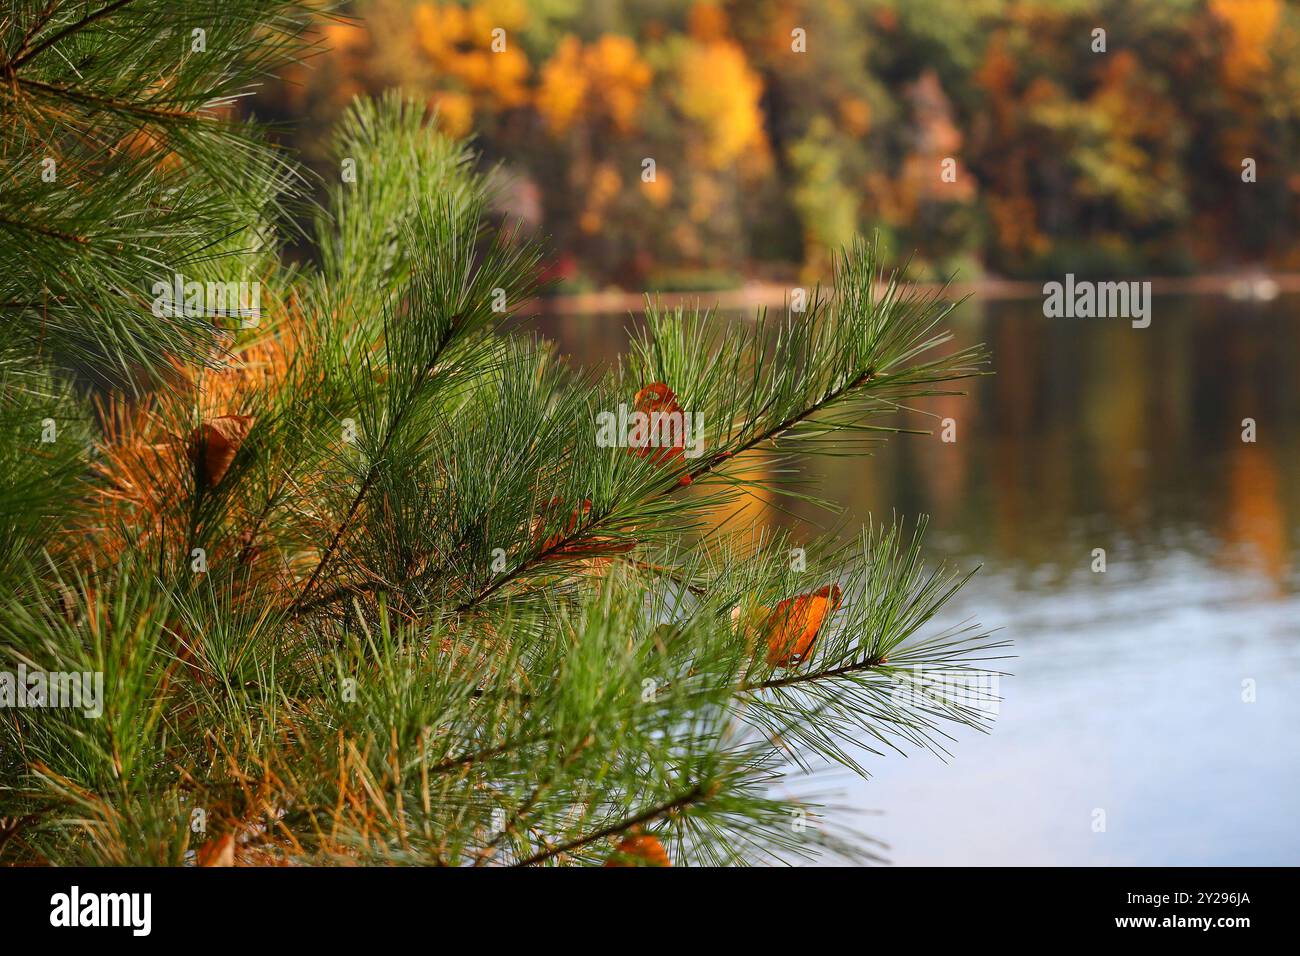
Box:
xmin=629 ymin=382 xmax=684 ymax=467
xmin=536 ymin=36 xmax=586 ymax=133
xmin=85 ymin=313 xmax=305 ymax=573
xmin=537 ymin=35 xmax=651 ymax=134
xmin=627 ymin=382 xmax=693 ymax=486
xmin=577 ymin=162 xmax=623 ymax=234
xmin=412 ymin=2 xmax=531 ymax=136
xmin=641 ymin=167 xmax=673 ymax=207
xmin=763 ymin=584 xmax=842 ymax=667
xmin=838 ymin=97 xmax=872 ymax=138
xmin=603 ymin=831 xmax=670 ymax=866
xmin=733 ymin=584 xmax=843 ymax=669
xmin=1211 ymin=0 xmax=1281 ymax=86
xmin=687 ymin=2 xmax=730 ymax=42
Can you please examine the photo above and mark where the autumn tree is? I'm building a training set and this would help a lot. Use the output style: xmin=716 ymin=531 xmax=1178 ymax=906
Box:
xmin=265 ymin=0 xmax=1300 ymax=282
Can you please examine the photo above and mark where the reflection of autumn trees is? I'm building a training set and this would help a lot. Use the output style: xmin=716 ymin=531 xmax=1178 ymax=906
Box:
xmin=264 ymin=0 xmax=1300 ymax=285
xmin=827 ymin=302 xmax=1295 ymax=580
xmin=1224 ymin=442 xmax=1288 ymax=587
xmin=1083 ymin=326 xmax=1147 ymax=523
xmin=1218 ymin=316 xmax=1290 ymax=587
xmin=914 ymin=389 xmax=970 ymax=523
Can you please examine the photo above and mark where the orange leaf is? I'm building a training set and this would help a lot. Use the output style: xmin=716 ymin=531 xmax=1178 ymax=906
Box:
xmin=196 ymin=833 xmax=235 ymax=867
xmin=764 ymin=584 xmax=842 ymax=668
xmin=189 ymin=415 xmax=254 ymax=488
xmin=629 ymin=381 xmax=686 ymax=468
xmin=603 ymin=832 xmax=671 ymax=867
xmin=633 ymin=382 xmax=679 ymax=414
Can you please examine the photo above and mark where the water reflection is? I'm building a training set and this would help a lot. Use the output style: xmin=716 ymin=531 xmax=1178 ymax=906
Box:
xmin=529 ymin=294 xmax=1300 ymax=865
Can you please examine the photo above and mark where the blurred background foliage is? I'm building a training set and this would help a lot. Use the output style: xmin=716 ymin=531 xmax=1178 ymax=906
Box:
xmin=257 ymin=0 xmax=1300 ymax=287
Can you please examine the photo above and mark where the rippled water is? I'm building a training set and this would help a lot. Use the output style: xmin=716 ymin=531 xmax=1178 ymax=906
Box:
xmin=532 ymin=294 xmax=1300 ymax=865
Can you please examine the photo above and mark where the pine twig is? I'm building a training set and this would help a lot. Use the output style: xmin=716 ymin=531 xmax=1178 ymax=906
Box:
xmin=512 ymin=783 xmax=708 ymax=867
xmin=7 ymin=0 xmax=142 ymax=70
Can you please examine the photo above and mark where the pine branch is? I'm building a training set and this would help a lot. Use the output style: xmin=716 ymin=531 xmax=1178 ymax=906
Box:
xmin=471 ymin=734 xmax=592 ymax=866
xmin=5 ymin=0 xmax=141 ymax=70
xmin=687 ymin=367 xmax=879 ymax=481
xmin=7 ymin=1 xmax=61 ymax=64
xmin=452 ymin=369 xmax=884 ymax=612
xmin=15 ymin=76 xmax=199 ymax=120
xmin=513 ymin=783 xmax=709 ymax=867
xmin=739 ymin=655 xmax=889 ymax=693
xmin=290 ymin=414 xmax=411 ymax=614
xmin=0 ymin=60 xmax=999 ymax=864
xmin=0 ymin=214 xmax=87 ymax=244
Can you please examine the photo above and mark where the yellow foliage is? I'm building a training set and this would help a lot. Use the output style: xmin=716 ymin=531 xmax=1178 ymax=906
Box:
xmin=413 ymin=3 xmax=530 ymax=109
xmin=537 ymin=37 xmax=588 ymax=132
xmin=415 ymin=0 xmax=528 ymax=53
xmin=488 ymin=46 xmax=531 ymax=106
xmin=413 ymin=3 xmax=462 ymax=59
xmin=677 ymin=39 xmax=767 ymax=167
xmin=587 ymin=36 xmax=652 ymax=132
xmin=538 ymin=35 xmax=651 ymax=134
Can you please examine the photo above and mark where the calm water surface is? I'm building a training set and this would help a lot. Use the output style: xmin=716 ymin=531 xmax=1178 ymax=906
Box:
xmin=533 ymin=294 xmax=1300 ymax=865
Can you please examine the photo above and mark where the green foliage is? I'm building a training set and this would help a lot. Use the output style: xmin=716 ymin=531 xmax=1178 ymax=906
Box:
xmin=0 ymin=0 xmax=324 ymax=388
xmin=0 ymin=3 xmax=1003 ymax=867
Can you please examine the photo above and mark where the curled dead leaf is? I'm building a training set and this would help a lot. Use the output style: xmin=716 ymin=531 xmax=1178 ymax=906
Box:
xmin=196 ymin=832 xmax=235 ymax=867
xmin=630 ymin=383 xmax=691 ymax=485
xmin=761 ymin=584 xmax=843 ymax=668
xmin=189 ymin=415 xmax=254 ymax=488
xmin=603 ymin=831 xmax=671 ymax=867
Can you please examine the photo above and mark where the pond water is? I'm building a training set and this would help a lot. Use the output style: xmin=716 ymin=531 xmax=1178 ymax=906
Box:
xmin=530 ymin=293 xmax=1300 ymax=865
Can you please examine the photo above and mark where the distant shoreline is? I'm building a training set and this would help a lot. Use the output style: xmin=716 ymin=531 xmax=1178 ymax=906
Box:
xmin=521 ymin=273 xmax=1300 ymax=315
